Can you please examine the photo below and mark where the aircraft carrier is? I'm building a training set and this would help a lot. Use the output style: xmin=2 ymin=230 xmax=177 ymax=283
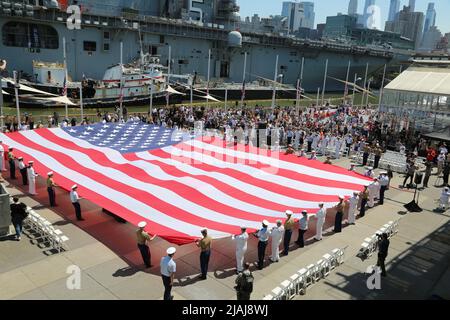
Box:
xmin=0 ymin=0 xmax=395 ymax=94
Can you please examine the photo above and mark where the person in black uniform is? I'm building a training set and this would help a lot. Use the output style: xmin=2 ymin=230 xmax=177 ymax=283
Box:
xmin=443 ymin=161 xmax=450 ymax=187
xmin=377 ymin=233 xmax=390 ymax=276
xmin=18 ymin=157 xmax=28 ymax=186
xmin=333 ymin=196 xmax=345 ymax=233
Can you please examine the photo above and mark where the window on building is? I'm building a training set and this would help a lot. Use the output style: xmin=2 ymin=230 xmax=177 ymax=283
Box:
xmin=103 ymin=31 xmax=110 ymax=40
xmin=103 ymin=43 xmax=110 ymax=51
xmin=2 ymin=21 xmax=58 ymax=49
xmin=83 ymin=41 xmax=97 ymax=51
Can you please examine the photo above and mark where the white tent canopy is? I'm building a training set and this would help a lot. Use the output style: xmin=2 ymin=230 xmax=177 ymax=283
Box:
xmin=33 ymin=95 xmax=77 ymax=106
xmin=166 ymin=85 xmax=184 ymax=95
xmin=3 ymin=78 xmax=58 ymax=96
xmin=198 ymin=94 xmax=221 ymax=103
xmin=385 ymin=67 xmax=450 ymax=96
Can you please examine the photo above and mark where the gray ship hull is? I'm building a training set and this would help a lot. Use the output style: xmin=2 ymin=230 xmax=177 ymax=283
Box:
xmin=0 ymin=11 xmax=392 ymax=94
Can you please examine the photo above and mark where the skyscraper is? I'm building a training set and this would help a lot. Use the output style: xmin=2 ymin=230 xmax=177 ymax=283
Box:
xmin=281 ymin=1 xmax=304 ymax=33
xmin=385 ymin=5 xmax=424 ymax=49
xmin=348 ymin=0 xmax=358 ymax=17
xmin=363 ymin=0 xmax=376 ymax=28
xmin=409 ymin=0 xmax=416 ymax=12
xmin=423 ymin=3 xmax=436 ymax=33
xmin=301 ymin=2 xmax=315 ymax=29
xmin=388 ymin=0 xmax=400 ymax=22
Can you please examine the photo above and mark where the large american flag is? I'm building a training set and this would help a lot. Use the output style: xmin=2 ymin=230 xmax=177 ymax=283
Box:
xmin=0 ymin=122 xmax=371 ymax=245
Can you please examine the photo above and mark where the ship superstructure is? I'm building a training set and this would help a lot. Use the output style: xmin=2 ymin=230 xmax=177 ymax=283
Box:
xmin=0 ymin=0 xmax=395 ymax=93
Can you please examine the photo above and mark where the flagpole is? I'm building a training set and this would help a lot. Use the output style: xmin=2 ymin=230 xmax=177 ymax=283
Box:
xmin=352 ymin=73 xmax=357 ymax=106
xmin=224 ymin=87 xmax=228 ymax=113
xmin=240 ymin=51 xmax=247 ymax=108
xmin=149 ymin=80 xmax=153 ymax=114
xmin=166 ymin=45 xmax=171 ymax=109
xmin=79 ymin=83 xmax=83 ymax=124
xmin=0 ymin=72 xmax=4 ymax=130
xmin=207 ymin=48 xmax=211 ymax=108
xmin=321 ymin=59 xmax=328 ymax=106
xmin=361 ymin=62 xmax=369 ymax=107
xmin=344 ymin=60 xmax=351 ymax=101
xmin=271 ymin=55 xmax=279 ymax=110
xmin=13 ymin=70 xmax=20 ymax=128
xmin=297 ymin=56 xmax=304 ymax=116
xmin=63 ymin=37 xmax=68 ymax=121
xmin=119 ymin=41 xmax=123 ymax=121
xmin=365 ymin=79 xmax=372 ymax=106
xmin=378 ymin=64 xmax=387 ymax=111
xmin=316 ymin=87 xmax=320 ymax=107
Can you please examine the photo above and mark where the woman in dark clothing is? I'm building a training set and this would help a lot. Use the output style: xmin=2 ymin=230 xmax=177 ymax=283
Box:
xmin=360 ymin=186 xmax=369 ymax=217
xmin=334 ymin=196 xmax=345 ymax=233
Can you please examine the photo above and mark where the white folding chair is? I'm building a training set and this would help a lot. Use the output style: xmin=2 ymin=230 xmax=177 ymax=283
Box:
xmin=306 ymin=264 xmax=317 ymax=284
xmin=280 ymin=280 xmax=296 ymax=300
xmin=290 ymin=274 xmax=300 ymax=295
xmin=297 ymin=268 xmax=308 ymax=294
xmin=271 ymin=287 xmax=285 ymax=300
xmin=314 ymin=259 xmax=325 ymax=281
xmin=332 ymin=248 xmax=345 ymax=265
xmin=323 ymin=253 xmax=337 ymax=270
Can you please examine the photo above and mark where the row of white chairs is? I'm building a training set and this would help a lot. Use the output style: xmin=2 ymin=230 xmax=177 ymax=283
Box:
xmin=263 ymin=247 xmax=346 ymax=300
xmin=24 ymin=210 xmax=70 ymax=253
xmin=10 ymin=197 xmax=71 ymax=253
xmin=358 ymin=220 xmax=399 ymax=259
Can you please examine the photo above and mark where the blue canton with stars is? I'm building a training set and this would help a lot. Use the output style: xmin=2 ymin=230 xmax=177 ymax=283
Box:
xmin=62 ymin=121 xmax=195 ymax=154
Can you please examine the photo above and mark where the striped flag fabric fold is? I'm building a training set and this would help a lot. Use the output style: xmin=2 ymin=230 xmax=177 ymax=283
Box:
xmin=0 ymin=122 xmax=372 ymax=245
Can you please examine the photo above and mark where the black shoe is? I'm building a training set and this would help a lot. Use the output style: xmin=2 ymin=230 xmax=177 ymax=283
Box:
xmin=170 ymin=295 xmax=174 ymax=300
xmin=77 ymin=218 xmax=85 ymax=221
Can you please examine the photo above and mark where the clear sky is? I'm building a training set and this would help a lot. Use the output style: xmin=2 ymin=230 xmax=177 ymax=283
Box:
xmin=238 ymin=0 xmax=450 ymax=34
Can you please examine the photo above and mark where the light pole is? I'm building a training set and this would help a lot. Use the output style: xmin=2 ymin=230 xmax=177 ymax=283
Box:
xmin=166 ymin=45 xmax=172 ymax=109
xmin=273 ymin=74 xmax=283 ymax=109
xmin=352 ymin=75 xmax=362 ymax=107
xmin=13 ymin=71 xmax=21 ymax=128
xmin=0 ymin=59 xmax=5 ymax=130
xmin=271 ymin=55 xmax=279 ymax=109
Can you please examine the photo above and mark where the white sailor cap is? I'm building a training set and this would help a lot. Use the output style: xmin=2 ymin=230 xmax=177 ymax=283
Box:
xmin=380 ymin=171 xmax=388 ymax=174
xmin=262 ymin=220 xmax=269 ymax=226
xmin=28 ymin=161 xmax=34 ymax=164
xmin=71 ymin=184 xmax=78 ymax=190
xmin=47 ymin=171 xmax=54 ymax=176
xmin=18 ymin=157 xmax=23 ymax=160
xmin=240 ymin=226 xmax=247 ymax=230
xmin=367 ymin=167 xmax=373 ymax=170
xmin=302 ymin=210 xmax=308 ymax=214
xmin=166 ymin=247 xmax=176 ymax=255
xmin=285 ymin=210 xmax=293 ymax=216
xmin=338 ymin=195 xmax=345 ymax=200
xmin=138 ymin=221 xmax=147 ymax=228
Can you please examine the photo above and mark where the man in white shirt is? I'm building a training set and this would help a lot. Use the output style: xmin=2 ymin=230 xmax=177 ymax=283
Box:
xmin=70 ymin=185 xmax=84 ymax=221
xmin=254 ymin=220 xmax=270 ymax=270
xmin=314 ymin=203 xmax=327 ymax=241
xmin=269 ymin=220 xmax=284 ymax=263
xmin=161 ymin=247 xmax=176 ymax=300
xmin=27 ymin=161 xmax=38 ymax=195
xmin=232 ymin=227 xmax=249 ymax=273
xmin=368 ymin=178 xmax=379 ymax=208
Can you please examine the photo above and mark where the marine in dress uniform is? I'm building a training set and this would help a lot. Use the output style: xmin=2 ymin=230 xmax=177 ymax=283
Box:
xmin=333 ymin=196 xmax=345 ymax=233
xmin=269 ymin=220 xmax=284 ymax=262
xmin=18 ymin=157 xmax=28 ymax=185
xmin=7 ymin=147 xmax=16 ymax=179
xmin=46 ymin=172 xmax=57 ymax=207
xmin=359 ymin=186 xmax=369 ymax=217
xmin=232 ymin=227 xmax=249 ymax=273
xmin=282 ymin=210 xmax=295 ymax=255
xmin=27 ymin=161 xmax=38 ymax=195
xmin=136 ymin=221 xmax=156 ymax=268
xmin=195 ymin=228 xmax=212 ymax=280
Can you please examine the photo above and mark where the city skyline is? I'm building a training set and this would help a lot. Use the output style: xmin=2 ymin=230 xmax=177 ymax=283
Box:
xmin=238 ymin=0 xmax=450 ymax=34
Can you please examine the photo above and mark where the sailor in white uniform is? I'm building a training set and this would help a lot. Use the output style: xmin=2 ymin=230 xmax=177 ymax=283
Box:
xmin=27 ymin=161 xmax=38 ymax=195
xmin=269 ymin=220 xmax=284 ymax=262
xmin=0 ymin=140 xmax=5 ymax=172
xmin=367 ymin=178 xmax=379 ymax=208
xmin=314 ymin=203 xmax=327 ymax=241
xmin=232 ymin=227 xmax=249 ymax=273
xmin=335 ymin=137 xmax=342 ymax=159
xmin=348 ymin=192 xmax=359 ymax=224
